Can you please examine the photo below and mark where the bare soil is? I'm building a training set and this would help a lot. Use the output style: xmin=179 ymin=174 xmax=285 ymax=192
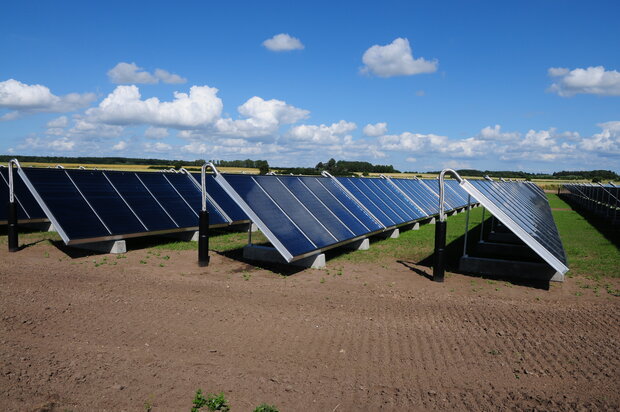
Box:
xmin=1 ymin=238 xmax=619 ymax=411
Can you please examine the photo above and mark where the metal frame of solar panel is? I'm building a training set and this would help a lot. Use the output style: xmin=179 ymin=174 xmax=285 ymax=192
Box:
xmin=1 ymin=166 xmax=48 ymax=225
xmin=560 ymin=183 xmax=619 ymax=224
xmin=16 ymin=166 xmax=231 ymax=246
xmin=458 ymin=179 xmax=568 ymax=278
xmin=211 ymin=170 xmax=385 ymax=262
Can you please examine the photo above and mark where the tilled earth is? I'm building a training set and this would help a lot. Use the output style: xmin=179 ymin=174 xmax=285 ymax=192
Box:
xmin=1 ymin=238 xmax=619 ymax=411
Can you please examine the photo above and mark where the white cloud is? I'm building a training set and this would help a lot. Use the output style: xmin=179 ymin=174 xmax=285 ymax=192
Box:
xmin=0 ymin=79 xmax=95 ymax=119
xmin=361 ymin=38 xmax=437 ymax=77
xmin=262 ymin=33 xmax=304 ymax=51
xmin=143 ymin=142 xmax=172 ymax=153
xmin=363 ymin=122 xmax=388 ymax=137
xmin=548 ymin=66 xmax=620 ymax=97
xmin=107 ymin=62 xmax=187 ymax=84
xmin=215 ymin=96 xmax=309 ymax=137
xmin=406 ymin=157 xmax=417 ymax=162
xmin=379 ymin=132 xmax=447 ymax=152
xmin=46 ymin=116 xmax=69 ymax=128
xmin=153 ymin=68 xmax=187 ymax=84
xmin=85 ymin=85 xmax=223 ymax=128
xmin=287 ymin=120 xmax=357 ymax=144
xmin=112 ymin=140 xmax=128 ymax=151
xmin=579 ymin=121 xmax=620 ymax=154
xmin=144 ymin=126 xmax=169 ymax=139
xmin=478 ymin=125 xmax=520 ymax=141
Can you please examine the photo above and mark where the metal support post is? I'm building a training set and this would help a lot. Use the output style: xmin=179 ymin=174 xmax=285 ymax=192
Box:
xmin=7 ymin=159 xmax=20 ymax=252
xmin=198 ymin=163 xmax=210 ymax=267
xmin=433 ymin=169 xmax=464 ymax=282
xmin=462 ymin=195 xmax=471 ymax=257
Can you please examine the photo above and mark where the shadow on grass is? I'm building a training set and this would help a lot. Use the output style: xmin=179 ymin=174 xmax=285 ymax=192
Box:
xmin=558 ymin=195 xmax=620 ymax=248
xmin=412 ymin=218 xmax=551 ymax=290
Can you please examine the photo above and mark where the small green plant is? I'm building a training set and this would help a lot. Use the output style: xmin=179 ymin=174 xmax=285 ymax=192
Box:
xmin=254 ymin=404 xmax=279 ymax=412
xmin=320 ymin=277 xmax=325 ymax=284
xmin=191 ymin=390 xmax=230 ymax=412
xmin=242 ymin=272 xmax=251 ymax=281
xmin=140 ymin=260 xmax=147 ymax=265
xmin=488 ymin=349 xmax=500 ymax=355
xmin=44 ymin=251 xmax=50 ymax=258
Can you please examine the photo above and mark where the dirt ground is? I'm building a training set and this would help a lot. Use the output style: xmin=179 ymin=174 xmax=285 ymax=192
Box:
xmin=1 ymin=238 xmax=619 ymax=411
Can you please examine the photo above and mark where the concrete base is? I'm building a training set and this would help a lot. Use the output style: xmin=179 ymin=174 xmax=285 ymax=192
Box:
xmin=427 ymin=217 xmax=436 ymax=225
xmin=376 ymin=228 xmax=399 ymax=239
xmin=402 ymin=222 xmax=420 ymax=231
xmin=487 ymin=232 xmax=522 ymax=244
xmin=73 ymin=240 xmax=126 ymax=254
xmin=460 ymin=256 xmax=564 ymax=282
xmin=342 ymin=238 xmax=370 ymax=251
xmin=477 ymin=241 xmax=535 ymax=260
xmin=243 ymin=244 xmax=326 ymax=269
xmin=163 ymin=231 xmax=199 ymax=242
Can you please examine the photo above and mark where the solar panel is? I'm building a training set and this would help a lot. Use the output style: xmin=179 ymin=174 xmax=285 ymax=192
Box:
xmin=0 ymin=167 xmax=48 ymax=224
xmin=334 ymin=177 xmax=427 ymax=227
xmin=211 ymin=173 xmax=383 ymax=262
xmin=190 ymin=173 xmax=249 ymax=224
xmin=17 ymin=168 xmax=230 ymax=245
xmin=460 ymin=179 xmax=568 ymax=274
xmin=388 ymin=178 xmax=441 ymax=216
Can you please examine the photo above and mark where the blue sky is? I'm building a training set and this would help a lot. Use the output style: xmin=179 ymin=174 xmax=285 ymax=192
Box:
xmin=1 ymin=0 xmax=619 ymax=172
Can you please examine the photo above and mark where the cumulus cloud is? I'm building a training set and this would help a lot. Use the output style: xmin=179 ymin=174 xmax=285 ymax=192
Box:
xmin=579 ymin=121 xmax=620 ymax=154
xmin=361 ymin=38 xmax=437 ymax=77
xmin=363 ymin=122 xmax=388 ymax=137
xmin=379 ymin=132 xmax=448 ymax=152
xmin=144 ymin=142 xmax=172 ymax=153
xmin=112 ymin=140 xmax=128 ymax=151
xmin=85 ymin=85 xmax=223 ymax=128
xmin=144 ymin=126 xmax=169 ymax=139
xmin=262 ymin=33 xmax=304 ymax=51
xmin=287 ymin=120 xmax=357 ymax=144
xmin=548 ymin=66 xmax=620 ymax=97
xmin=478 ymin=125 xmax=520 ymax=141
xmin=0 ymin=79 xmax=95 ymax=120
xmin=107 ymin=62 xmax=187 ymax=84
xmin=214 ymin=96 xmax=309 ymax=137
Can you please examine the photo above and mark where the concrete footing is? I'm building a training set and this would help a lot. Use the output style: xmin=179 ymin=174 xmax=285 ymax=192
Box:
xmin=243 ymin=244 xmax=325 ymax=269
xmin=73 ymin=240 xmax=127 ymax=254
xmin=427 ymin=217 xmax=436 ymax=225
xmin=376 ymin=228 xmax=399 ymax=239
xmin=459 ymin=256 xmax=564 ymax=282
xmin=342 ymin=238 xmax=370 ymax=251
xmin=402 ymin=222 xmax=420 ymax=231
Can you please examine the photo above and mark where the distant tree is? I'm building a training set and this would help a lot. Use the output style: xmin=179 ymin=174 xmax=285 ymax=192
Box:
xmin=315 ymin=162 xmax=324 ymax=170
xmin=257 ymin=160 xmax=270 ymax=175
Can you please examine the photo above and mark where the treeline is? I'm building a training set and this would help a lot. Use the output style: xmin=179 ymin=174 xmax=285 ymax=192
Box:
xmin=552 ymin=170 xmax=619 ymax=180
xmin=314 ymin=159 xmax=399 ymax=176
xmin=440 ymin=169 xmax=620 ymax=182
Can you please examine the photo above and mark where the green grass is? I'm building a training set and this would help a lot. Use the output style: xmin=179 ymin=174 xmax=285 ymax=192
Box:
xmin=150 ymin=230 xmax=269 ymax=253
xmin=548 ymin=194 xmax=620 ymax=278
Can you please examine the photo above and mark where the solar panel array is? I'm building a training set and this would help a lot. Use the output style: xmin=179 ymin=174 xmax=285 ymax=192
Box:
xmin=16 ymin=168 xmax=246 ymax=245
xmin=459 ymin=179 xmax=568 ymax=274
xmin=560 ymin=183 xmax=619 ymax=224
xmin=212 ymin=173 xmax=472 ymax=262
xmin=0 ymin=167 xmax=48 ymax=224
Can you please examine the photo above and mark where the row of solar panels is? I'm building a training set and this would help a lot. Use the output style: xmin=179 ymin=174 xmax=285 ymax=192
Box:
xmin=213 ymin=173 xmax=472 ymax=261
xmin=3 ymin=166 xmax=471 ymax=256
xmin=560 ymin=183 xmax=619 ymax=221
xmin=459 ymin=179 xmax=568 ymax=274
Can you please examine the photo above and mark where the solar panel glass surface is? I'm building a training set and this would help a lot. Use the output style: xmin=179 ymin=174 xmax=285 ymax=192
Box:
xmin=190 ymin=173 xmax=248 ymax=223
xmin=0 ymin=168 xmax=47 ymax=223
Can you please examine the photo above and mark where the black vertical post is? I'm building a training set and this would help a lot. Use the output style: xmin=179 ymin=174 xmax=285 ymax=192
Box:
xmin=198 ymin=209 xmax=210 ymax=266
xmin=433 ymin=220 xmax=446 ymax=282
xmin=8 ymin=200 xmax=18 ymax=252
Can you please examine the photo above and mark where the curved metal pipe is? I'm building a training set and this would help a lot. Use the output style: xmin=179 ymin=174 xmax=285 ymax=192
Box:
xmin=438 ymin=168 xmax=463 ymax=222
